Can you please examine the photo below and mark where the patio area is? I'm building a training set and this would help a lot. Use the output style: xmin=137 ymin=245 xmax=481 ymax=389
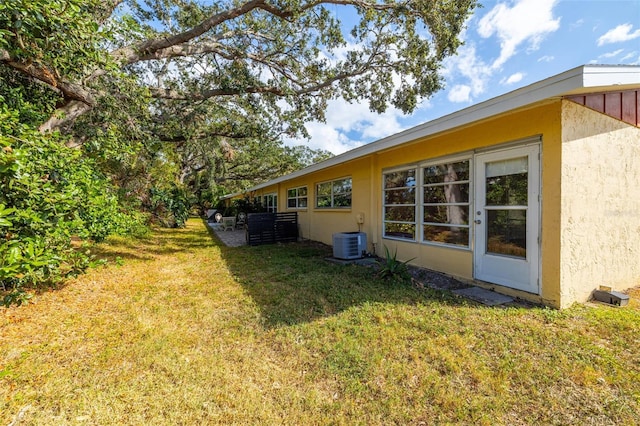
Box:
xmin=207 ymin=222 xmax=246 ymax=247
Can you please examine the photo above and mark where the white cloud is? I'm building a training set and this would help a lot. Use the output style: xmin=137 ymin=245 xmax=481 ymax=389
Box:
xmin=326 ymin=99 xmax=404 ymax=141
xmin=597 ymin=23 xmax=640 ymax=46
xmin=538 ymin=55 xmax=554 ymax=63
xmin=285 ymin=98 xmax=406 ymax=155
xmin=301 ymin=0 xmax=564 ymax=148
xmin=477 ymin=0 xmax=561 ymax=69
xmin=297 ymin=122 xmax=358 ymax=155
xmin=442 ymin=44 xmax=492 ymax=99
xmin=621 ymin=51 xmax=638 ymax=62
xmin=599 ymin=49 xmax=624 ymax=59
xmin=570 ymin=19 xmax=584 ymax=30
xmin=448 ymin=84 xmax=472 ymax=103
xmin=501 ymin=72 xmax=525 ymax=85
xmin=439 ymin=0 xmax=560 ymax=106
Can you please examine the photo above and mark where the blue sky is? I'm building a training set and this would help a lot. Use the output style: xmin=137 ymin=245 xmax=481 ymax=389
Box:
xmin=288 ymin=0 xmax=640 ymax=155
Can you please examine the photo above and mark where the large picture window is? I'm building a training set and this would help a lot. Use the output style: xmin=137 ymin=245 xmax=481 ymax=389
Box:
xmin=383 ymin=168 xmax=416 ymax=240
xmin=316 ymin=177 xmax=352 ymax=208
xmin=287 ymin=186 xmax=308 ymax=209
xmin=422 ymin=159 xmax=470 ymax=247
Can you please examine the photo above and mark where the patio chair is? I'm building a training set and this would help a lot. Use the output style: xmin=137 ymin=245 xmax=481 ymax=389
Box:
xmin=236 ymin=212 xmax=246 ymax=230
xmin=222 ymin=216 xmax=236 ymax=231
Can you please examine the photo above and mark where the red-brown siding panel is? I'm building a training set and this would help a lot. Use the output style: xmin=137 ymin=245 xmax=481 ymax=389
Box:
xmin=621 ymin=91 xmax=637 ymax=126
xmin=567 ymin=95 xmax=585 ymax=105
xmin=585 ymin=94 xmax=605 ymax=111
xmin=566 ymin=90 xmax=639 ymax=128
xmin=605 ymin=92 xmax=622 ymax=120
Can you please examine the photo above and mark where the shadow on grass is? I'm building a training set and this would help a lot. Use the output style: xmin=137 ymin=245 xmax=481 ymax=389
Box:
xmin=84 ymin=219 xmax=473 ymax=328
xmin=207 ymin=221 xmax=471 ymax=328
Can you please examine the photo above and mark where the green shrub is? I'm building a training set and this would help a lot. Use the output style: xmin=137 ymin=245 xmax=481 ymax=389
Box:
xmin=148 ymin=186 xmax=190 ymax=228
xmin=0 ymin=106 xmax=148 ymax=306
xmin=377 ymin=246 xmax=415 ymax=283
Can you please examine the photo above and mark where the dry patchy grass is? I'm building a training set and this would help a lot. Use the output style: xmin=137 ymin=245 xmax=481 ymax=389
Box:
xmin=1 ymin=219 xmax=639 ymax=425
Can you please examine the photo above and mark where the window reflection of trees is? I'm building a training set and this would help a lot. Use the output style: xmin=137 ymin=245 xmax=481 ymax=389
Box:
xmin=486 ymin=173 xmax=527 ymax=206
xmin=485 ymin=165 xmax=528 ymax=257
xmin=383 ymin=169 xmax=416 ymax=240
xmin=316 ymin=178 xmax=352 ymax=208
xmin=287 ymin=186 xmax=308 ymax=208
xmin=422 ymin=160 xmax=470 ymax=247
xmin=264 ymin=194 xmax=277 ymax=212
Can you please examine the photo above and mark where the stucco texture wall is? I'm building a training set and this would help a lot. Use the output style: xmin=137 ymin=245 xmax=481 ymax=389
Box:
xmin=560 ymin=100 xmax=640 ymax=307
xmin=270 ymin=157 xmax=377 ymax=249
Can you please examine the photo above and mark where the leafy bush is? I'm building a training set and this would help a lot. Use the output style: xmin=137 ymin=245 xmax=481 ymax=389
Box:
xmin=232 ymin=196 xmax=267 ymax=214
xmin=0 ymin=106 xmax=147 ymax=306
xmin=148 ymin=186 xmax=190 ymax=228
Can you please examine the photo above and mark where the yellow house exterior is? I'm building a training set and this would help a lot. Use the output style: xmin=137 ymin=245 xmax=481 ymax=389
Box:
xmin=232 ymin=65 xmax=640 ymax=308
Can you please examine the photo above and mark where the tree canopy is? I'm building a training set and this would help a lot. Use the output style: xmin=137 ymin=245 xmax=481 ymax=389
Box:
xmin=2 ymin=0 xmax=476 ymax=130
xmin=1 ymin=0 xmax=477 ymax=199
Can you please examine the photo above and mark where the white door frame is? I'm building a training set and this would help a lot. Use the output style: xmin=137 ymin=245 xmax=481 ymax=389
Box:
xmin=473 ymin=144 xmax=540 ymax=294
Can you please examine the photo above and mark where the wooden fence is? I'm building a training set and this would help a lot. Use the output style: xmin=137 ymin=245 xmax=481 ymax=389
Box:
xmin=246 ymin=212 xmax=298 ymax=246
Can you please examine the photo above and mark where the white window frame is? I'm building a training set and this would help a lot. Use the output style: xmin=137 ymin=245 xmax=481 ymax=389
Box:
xmin=264 ymin=193 xmax=277 ymax=213
xmin=315 ymin=177 xmax=352 ymax=209
xmin=287 ymin=186 xmax=308 ymax=209
xmin=420 ymin=155 xmax=472 ymax=249
xmin=382 ymin=166 xmax=418 ymax=241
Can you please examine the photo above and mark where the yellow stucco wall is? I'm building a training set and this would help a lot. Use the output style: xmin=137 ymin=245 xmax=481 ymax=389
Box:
xmin=283 ymin=159 xmax=377 ymax=244
xmin=247 ymin=159 xmax=378 ymax=245
xmin=560 ymin=100 xmax=640 ymax=307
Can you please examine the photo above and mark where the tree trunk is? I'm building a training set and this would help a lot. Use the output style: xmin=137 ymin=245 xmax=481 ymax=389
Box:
xmin=39 ymin=101 xmax=92 ymax=134
xmin=443 ymin=164 xmax=466 ymax=225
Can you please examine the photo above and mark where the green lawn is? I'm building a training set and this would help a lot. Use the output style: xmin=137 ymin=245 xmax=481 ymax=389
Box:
xmin=1 ymin=219 xmax=639 ymax=425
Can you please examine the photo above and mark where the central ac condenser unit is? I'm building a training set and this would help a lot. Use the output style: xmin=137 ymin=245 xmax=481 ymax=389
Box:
xmin=332 ymin=232 xmax=367 ymax=260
